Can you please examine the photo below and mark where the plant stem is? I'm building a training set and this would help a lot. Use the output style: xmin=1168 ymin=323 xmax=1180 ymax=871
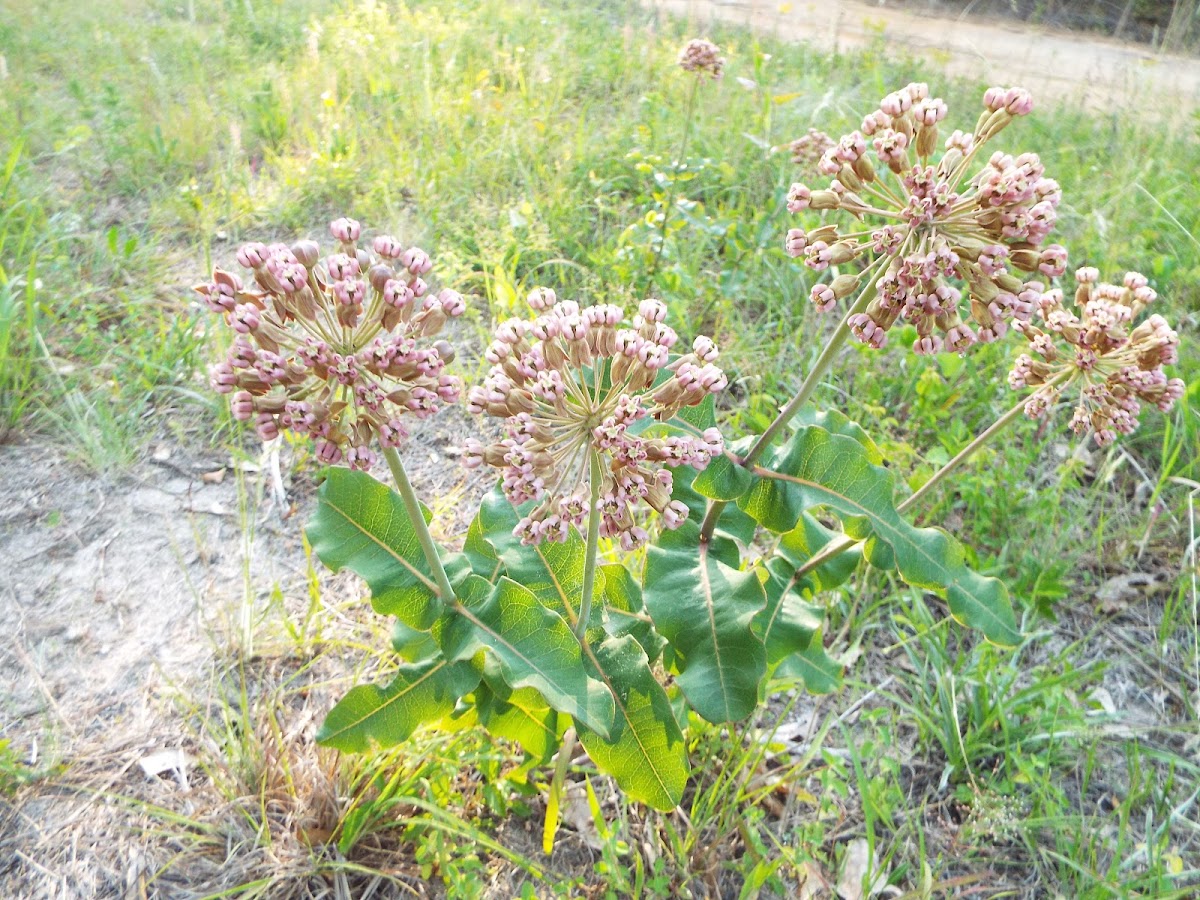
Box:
xmin=575 ymin=453 xmax=603 ymax=641
xmin=382 ymin=445 xmax=456 ymax=601
xmin=699 ymin=269 xmax=882 ymax=542
xmin=646 ymin=76 xmax=699 ymax=293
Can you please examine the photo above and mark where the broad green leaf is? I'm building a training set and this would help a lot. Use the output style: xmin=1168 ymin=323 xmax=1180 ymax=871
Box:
xmin=390 ymin=619 xmax=441 ymax=663
xmin=643 ymin=522 xmax=767 ymax=723
xmin=464 ymin=506 xmax=502 ymax=581
xmin=316 ymin=657 xmax=479 ymax=752
xmin=306 ymin=468 xmax=443 ymax=631
xmin=757 ymin=557 xmax=823 ymax=666
xmin=740 ymin=426 xmax=1021 ymax=648
xmin=793 ymin=407 xmax=884 ymax=464
xmin=691 ymin=451 xmax=754 ymax=500
xmin=599 ymin=563 xmax=665 ymax=662
xmin=671 ymin=464 xmax=758 ymax=546
xmin=776 ymin=512 xmax=862 ymax=592
xmin=476 ymin=681 xmax=559 ymax=765
xmin=776 ymin=638 xmax=842 ymax=694
xmin=472 ymin=488 xmax=602 ymax=629
xmin=577 ymin=635 xmax=687 ymax=810
xmin=441 ymin=575 xmax=616 ymax=739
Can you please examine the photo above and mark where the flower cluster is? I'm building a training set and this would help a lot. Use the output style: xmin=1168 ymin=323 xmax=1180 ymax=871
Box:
xmin=199 ymin=218 xmax=463 ymax=470
xmin=678 ymin=38 xmax=724 ymax=79
xmin=1008 ymin=268 xmax=1184 ymax=447
xmin=464 ymin=290 xmax=726 ymax=548
xmin=787 ymin=128 xmax=835 ymax=170
xmin=787 ymin=82 xmax=1066 ymax=354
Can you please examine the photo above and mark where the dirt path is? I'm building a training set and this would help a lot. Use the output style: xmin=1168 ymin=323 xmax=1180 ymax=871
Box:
xmin=651 ymin=0 xmax=1200 ymax=115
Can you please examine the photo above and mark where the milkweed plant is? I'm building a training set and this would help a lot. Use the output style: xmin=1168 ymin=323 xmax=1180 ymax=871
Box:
xmin=198 ymin=43 xmax=1184 ymax=837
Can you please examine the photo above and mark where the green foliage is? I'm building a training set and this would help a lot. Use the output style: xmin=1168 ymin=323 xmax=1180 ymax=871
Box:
xmin=738 ymin=424 xmax=1022 ymax=648
xmin=306 ymin=469 xmax=446 ymax=631
xmin=643 ymin=523 xmax=768 ymax=723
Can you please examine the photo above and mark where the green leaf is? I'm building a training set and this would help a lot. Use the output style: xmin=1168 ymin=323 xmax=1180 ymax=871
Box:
xmin=776 ymin=638 xmax=842 ymax=694
xmin=306 ymin=468 xmax=443 ymax=631
xmin=441 ymin=575 xmax=616 ymax=739
xmin=756 ymin=558 xmax=844 ymax=694
xmin=740 ymin=425 xmax=1021 ymax=648
xmin=464 ymin=505 xmax=503 ymax=581
xmin=316 ymin=657 xmax=479 ymax=752
xmin=793 ymin=407 xmax=884 ymax=464
xmin=476 ymin=681 xmax=559 ymax=765
xmin=471 ymin=487 xmax=602 ymax=629
xmin=577 ymin=635 xmax=688 ymax=810
xmin=390 ymin=619 xmax=441 ymax=663
xmin=691 ymin=450 xmax=755 ymax=501
xmin=599 ymin=563 xmax=665 ymax=662
xmin=757 ymin=558 xmax=823 ymax=666
xmin=643 ymin=522 xmax=767 ymax=723
xmin=671 ymin=464 xmax=758 ymax=545
xmin=776 ymin=513 xmax=862 ymax=592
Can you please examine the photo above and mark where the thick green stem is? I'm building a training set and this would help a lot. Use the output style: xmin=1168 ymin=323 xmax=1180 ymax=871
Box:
xmin=646 ymin=77 xmax=700 ymax=292
xmin=382 ymin=445 xmax=456 ymax=601
xmin=699 ymin=270 xmax=882 ymax=542
xmin=575 ymin=453 xmax=604 ymax=641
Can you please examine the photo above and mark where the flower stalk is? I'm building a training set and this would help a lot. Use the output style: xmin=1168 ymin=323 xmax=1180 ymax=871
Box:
xmin=699 ymin=265 xmax=883 ymax=542
xmin=575 ymin=452 xmax=604 ymax=640
xmin=383 ymin=445 xmax=456 ymax=601
xmin=646 ymin=75 xmax=700 ymax=292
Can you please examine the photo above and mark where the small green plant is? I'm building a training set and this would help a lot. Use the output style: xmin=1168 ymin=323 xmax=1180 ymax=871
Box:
xmin=197 ymin=59 xmax=1185 ymax=858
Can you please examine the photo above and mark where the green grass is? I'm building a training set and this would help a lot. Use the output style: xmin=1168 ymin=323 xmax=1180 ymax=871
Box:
xmin=1 ymin=0 xmax=1198 ymax=896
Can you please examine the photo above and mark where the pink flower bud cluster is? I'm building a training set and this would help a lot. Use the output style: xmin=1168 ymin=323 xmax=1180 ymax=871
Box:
xmin=678 ymin=38 xmax=724 ymax=79
xmin=787 ymin=128 xmax=835 ymax=171
xmin=786 ymin=82 xmax=1065 ymax=355
xmin=464 ymin=290 xmax=727 ymax=548
xmin=198 ymin=217 xmax=464 ymax=469
xmin=1009 ymin=268 xmax=1184 ymax=447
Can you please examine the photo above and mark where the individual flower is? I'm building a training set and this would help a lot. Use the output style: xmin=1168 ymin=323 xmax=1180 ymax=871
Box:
xmin=464 ymin=290 xmax=726 ymax=548
xmin=678 ymin=38 xmax=724 ymax=79
xmin=786 ymin=82 xmax=1065 ymax=354
xmin=198 ymin=218 xmax=464 ymax=469
xmin=786 ymin=128 xmax=835 ymax=170
xmin=1008 ymin=268 xmax=1184 ymax=447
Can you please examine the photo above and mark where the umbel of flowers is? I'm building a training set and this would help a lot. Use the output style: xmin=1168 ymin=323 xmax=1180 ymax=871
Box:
xmin=677 ymin=38 xmax=725 ymax=79
xmin=1009 ymin=267 xmax=1184 ymax=446
xmin=465 ymin=290 xmax=726 ymax=548
xmin=786 ymin=82 xmax=1067 ymax=354
xmin=199 ymin=218 xmax=463 ymax=470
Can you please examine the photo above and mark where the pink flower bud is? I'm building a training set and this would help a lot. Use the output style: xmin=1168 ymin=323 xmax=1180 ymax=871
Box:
xmin=1004 ymin=87 xmax=1034 ymax=116
xmin=230 ymin=390 xmax=255 ymax=419
xmin=438 ymin=289 xmax=466 ymax=316
xmin=372 ymin=234 xmax=404 ymax=259
xmin=330 ymin=217 xmax=361 ymax=242
xmin=787 ymin=183 xmax=811 ymax=212
xmin=315 ymin=439 xmax=343 ymax=464
xmin=237 ymin=242 xmax=268 ymax=269
xmin=291 ymin=240 xmax=320 ymax=268
xmin=255 ymin=412 xmax=279 ymax=441
xmin=327 ymin=253 xmax=360 ymax=280
xmin=400 ymin=247 xmax=433 ymax=275
xmin=692 ymin=335 xmax=719 ymax=362
xmin=785 ymin=228 xmax=808 ymax=258
xmin=527 ymin=286 xmax=557 ymax=310
xmin=1038 ymin=245 xmax=1067 ymax=277
xmin=639 ymin=298 xmax=668 ymax=322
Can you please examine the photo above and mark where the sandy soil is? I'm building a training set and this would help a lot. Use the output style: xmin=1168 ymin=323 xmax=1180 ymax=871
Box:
xmin=0 ymin=407 xmax=483 ymax=897
xmin=650 ymin=0 xmax=1200 ymax=114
